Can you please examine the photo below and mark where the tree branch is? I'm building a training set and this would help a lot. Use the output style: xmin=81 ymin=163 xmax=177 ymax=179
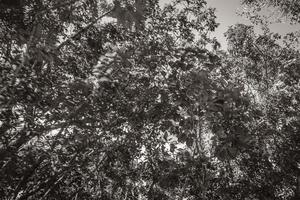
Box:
xmin=56 ymin=7 xmax=115 ymax=51
xmin=13 ymin=157 xmax=45 ymax=200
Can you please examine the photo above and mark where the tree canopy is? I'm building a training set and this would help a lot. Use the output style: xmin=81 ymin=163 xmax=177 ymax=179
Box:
xmin=0 ymin=0 xmax=299 ymax=199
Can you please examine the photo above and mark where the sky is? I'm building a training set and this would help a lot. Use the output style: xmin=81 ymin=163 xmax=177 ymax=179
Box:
xmin=160 ymin=0 xmax=300 ymax=49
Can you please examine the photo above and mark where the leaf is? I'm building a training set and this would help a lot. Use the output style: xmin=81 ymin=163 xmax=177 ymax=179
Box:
xmin=186 ymin=137 xmax=193 ymax=147
xmin=163 ymin=132 xmax=168 ymax=141
xmin=177 ymin=106 xmax=190 ymax=119
xmin=98 ymin=77 xmax=111 ymax=82
xmin=216 ymin=128 xmax=226 ymax=139
xmin=169 ymin=119 xmax=180 ymax=127
xmin=238 ymin=134 xmax=252 ymax=144
xmin=0 ymin=94 xmax=6 ymax=101
xmin=228 ymin=147 xmax=238 ymax=158
xmin=170 ymin=143 xmax=176 ymax=153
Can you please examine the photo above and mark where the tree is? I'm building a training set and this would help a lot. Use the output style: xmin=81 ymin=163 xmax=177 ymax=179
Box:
xmin=0 ymin=0 xmax=225 ymax=199
xmin=241 ymin=0 xmax=300 ymax=23
xmin=223 ymin=3 xmax=300 ymax=198
xmin=1 ymin=0 xmax=299 ymax=199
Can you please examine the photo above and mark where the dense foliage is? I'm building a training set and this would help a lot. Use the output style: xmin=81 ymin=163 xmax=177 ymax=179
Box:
xmin=242 ymin=0 xmax=300 ymax=23
xmin=0 ymin=0 xmax=299 ymax=199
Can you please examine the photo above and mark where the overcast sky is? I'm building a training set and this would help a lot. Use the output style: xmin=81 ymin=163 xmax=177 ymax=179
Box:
xmin=160 ymin=0 xmax=300 ymax=49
